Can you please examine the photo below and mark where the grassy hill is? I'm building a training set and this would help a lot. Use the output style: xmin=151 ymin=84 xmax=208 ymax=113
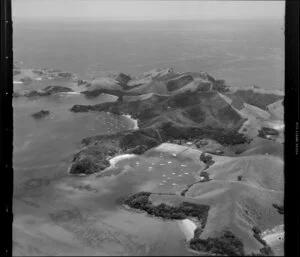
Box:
xmin=68 ymin=68 xmax=284 ymax=255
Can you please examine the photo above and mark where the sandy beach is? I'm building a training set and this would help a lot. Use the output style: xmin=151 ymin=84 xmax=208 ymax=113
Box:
xmin=108 ymin=154 xmax=137 ymax=168
xmin=263 ymin=232 xmax=284 ymax=246
xmin=177 ymin=219 xmax=197 ymax=241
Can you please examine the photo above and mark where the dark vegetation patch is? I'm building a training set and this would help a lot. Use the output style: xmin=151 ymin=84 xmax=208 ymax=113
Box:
xmin=195 ymin=81 xmax=212 ymax=92
xmin=31 ymin=110 xmax=50 ymax=119
xmin=181 ymin=181 xmax=199 ymax=196
xmin=166 ymin=75 xmax=194 ymax=91
xmin=258 ymin=127 xmax=280 ymax=140
xmin=69 ymin=156 xmax=101 ymax=175
xmin=77 ymin=79 xmax=91 ymax=87
xmin=20 ymin=76 xmax=32 ymax=83
xmin=199 ymin=171 xmax=211 ymax=182
xmin=237 ymin=175 xmax=243 ymax=181
xmin=199 ymin=152 xmax=215 ymax=168
xmin=212 ymin=79 xmax=230 ymax=93
xmin=252 ymin=226 xmax=267 ymax=247
xmin=124 ymin=145 xmax=148 ymax=154
xmin=190 ymin=230 xmax=245 ymax=256
xmin=272 ymin=204 xmax=284 ymax=215
xmin=195 ymin=139 xmax=209 ymax=148
xmin=122 ymin=192 xmax=210 ymax=227
xmin=114 ymin=73 xmax=131 ymax=87
xmin=25 ymin=86 xmax=74 ymax=97
xmin=56 ymin=72 xmax=74 ymax=79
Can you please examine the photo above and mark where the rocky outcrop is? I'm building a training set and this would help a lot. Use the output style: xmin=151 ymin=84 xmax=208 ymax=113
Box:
xmin=13 ymin=66 xmax=77 ymax=83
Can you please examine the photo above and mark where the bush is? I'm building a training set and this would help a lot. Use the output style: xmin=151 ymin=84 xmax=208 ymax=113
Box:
xmin=122 ymin=192 xmax=209 ymax=224
xmin=200 ymin=171 xmax=211 ymax=182
xmin=190 ymin=230 xmax=245 ymax=256
xmin=252 ymin=226 xmax=267 ymax=246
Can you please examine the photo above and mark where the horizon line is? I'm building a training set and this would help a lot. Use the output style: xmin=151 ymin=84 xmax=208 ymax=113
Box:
xmin=13 ymin=16 xmax=284 ymax=22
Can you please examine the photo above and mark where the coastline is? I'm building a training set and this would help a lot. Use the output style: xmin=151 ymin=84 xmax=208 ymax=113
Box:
xmin=108 ymin=154 xmax=136 ymax=169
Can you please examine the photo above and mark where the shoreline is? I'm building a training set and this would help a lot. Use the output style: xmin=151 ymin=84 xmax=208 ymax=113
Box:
xmin=177 ymin=218 xmax=198 ymax=241
xmin=261 ymin=224 xmax=284 ymax=246
xmin=108 ymin=154 xmax=136 ymax=169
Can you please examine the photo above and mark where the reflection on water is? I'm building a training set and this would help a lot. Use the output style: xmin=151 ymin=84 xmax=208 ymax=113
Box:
xmin=13 ymin=93 xmax=195 ymax=256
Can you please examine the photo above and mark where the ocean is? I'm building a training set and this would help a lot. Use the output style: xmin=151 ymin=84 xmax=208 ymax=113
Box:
xmin=13 ymin=19 xmax=284 ymax=89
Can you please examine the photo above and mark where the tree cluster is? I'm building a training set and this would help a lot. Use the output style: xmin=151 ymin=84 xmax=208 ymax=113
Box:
xmin=123 ymin=192 xmax=210 ymax=225
xmin=190 ymin=230 xmax=245 ymax=256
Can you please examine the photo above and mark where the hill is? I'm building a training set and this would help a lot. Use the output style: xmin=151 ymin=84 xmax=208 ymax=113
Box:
xmin=62 ymin=68 xmax=284 ymax=255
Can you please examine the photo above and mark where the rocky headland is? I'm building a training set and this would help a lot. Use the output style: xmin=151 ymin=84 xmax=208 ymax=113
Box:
xmin=15 ymin=85 xmax=75 ymax=98
xmin=13 ymin=63 xmax=77 ymax=83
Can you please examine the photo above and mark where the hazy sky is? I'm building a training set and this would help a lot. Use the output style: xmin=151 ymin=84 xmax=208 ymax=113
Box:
xmin=12 ymin=0 xmax=285 ymax=21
